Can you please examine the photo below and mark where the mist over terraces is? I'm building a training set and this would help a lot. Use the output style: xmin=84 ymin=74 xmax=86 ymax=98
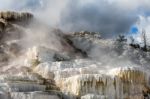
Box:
xmin=0 ymin=11 xmax=150 ymax=99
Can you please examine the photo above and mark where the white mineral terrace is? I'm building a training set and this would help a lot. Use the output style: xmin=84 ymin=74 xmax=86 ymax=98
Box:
xmin=0 ymin=46 xmax=150 ymax=99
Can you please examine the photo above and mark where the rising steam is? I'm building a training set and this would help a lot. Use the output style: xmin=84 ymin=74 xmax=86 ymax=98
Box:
xmin=1 ymin=0 xmax=150 ymax=38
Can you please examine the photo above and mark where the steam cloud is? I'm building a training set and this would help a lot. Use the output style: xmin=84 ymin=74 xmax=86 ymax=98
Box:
xmin=0 ymin=0 xmax=150 ymax=74
xmin=0 ymin=0 xmax=150 ymax=38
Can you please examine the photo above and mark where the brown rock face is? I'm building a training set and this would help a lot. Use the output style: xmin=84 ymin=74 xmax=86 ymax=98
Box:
xmin=0 ymin=11 xmax=33 ymax=24
xmin=0 ymin=19 xmax=6 ymax=39
xmin=0 ymin=11 xmax=34 ymax=39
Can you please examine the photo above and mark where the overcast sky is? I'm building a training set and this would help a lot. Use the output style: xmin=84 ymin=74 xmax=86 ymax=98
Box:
xmin=0 ymin=0 xmax=150 ymax=40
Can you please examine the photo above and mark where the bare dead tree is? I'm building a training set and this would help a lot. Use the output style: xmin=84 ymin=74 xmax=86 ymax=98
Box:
xmin=130 ymin=36 xmax=135 ymax=44
xmin=142 ymin=29 xmax=147 ymax=51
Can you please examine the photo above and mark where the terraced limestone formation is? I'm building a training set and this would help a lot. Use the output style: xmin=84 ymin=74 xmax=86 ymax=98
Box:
xmin=0 ymin=11 xmax=150 ymax=99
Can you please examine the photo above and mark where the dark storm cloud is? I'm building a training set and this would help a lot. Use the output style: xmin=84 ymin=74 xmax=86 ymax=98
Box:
xmin=0 ymin=0 xmax=149 ymax=38
xmin=59 ymin=0 xmax=138 ymax=37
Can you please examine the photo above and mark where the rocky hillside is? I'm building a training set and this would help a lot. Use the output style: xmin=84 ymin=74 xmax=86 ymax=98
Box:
xmin=0 ymin=11 xmax=150 ymax=99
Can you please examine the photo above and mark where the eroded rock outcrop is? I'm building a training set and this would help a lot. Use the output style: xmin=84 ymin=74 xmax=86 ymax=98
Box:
xmin=0 ymin=11 xmax=33 ymax=24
